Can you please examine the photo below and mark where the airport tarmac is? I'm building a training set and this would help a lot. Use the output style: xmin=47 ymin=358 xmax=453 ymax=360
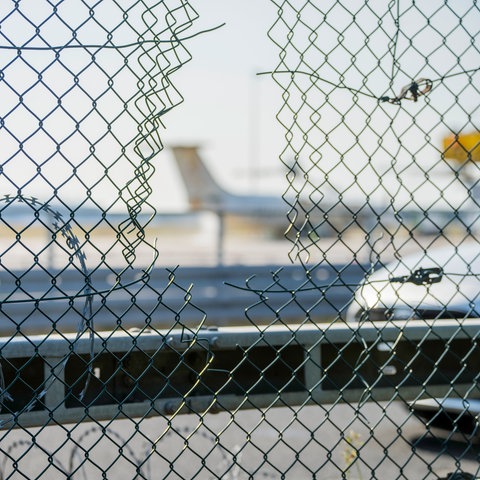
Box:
xmin=0 ymin=217 xmax=468 ymax=270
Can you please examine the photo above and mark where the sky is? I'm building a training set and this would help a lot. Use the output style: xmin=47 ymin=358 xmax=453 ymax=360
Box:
xmin=0 ymin=0 xmax=478 ymax=215
xmin=155 ymin=0 xmax=286 ymax=208
xmin=0 ymin=0 xmax=285 ymax=212
xmin=156 ymin=0 xmax=480 ymax=213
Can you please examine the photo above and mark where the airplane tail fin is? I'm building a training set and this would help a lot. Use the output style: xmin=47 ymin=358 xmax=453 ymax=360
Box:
xmin=170 ymin=146 xmax=228 ymax=211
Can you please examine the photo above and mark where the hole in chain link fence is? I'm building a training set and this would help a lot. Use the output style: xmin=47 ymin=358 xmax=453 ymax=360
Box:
xmin=0 ymin=1 xmax=478 ymax=480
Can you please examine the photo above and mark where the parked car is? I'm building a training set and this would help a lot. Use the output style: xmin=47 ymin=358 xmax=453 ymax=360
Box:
xmin=347 ymin=244 xmax=480 ymax=323
xmin=346 ymin=243 xmax=480 ymax=436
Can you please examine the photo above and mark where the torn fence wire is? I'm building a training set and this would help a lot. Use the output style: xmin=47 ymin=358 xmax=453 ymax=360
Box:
xmin=0 ymin=195 xmax=93 ymax=424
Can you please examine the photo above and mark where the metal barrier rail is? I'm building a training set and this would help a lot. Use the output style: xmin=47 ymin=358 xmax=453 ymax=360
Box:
xmin=2 ymin=318 xmax=478 ymax=429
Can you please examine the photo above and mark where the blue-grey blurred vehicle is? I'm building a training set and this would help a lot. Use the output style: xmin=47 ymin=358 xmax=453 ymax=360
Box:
xmin=346 ymin=244 xmax=480 ymax=436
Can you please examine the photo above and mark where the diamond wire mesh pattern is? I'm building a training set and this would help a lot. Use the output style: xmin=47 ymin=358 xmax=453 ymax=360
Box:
xmin=0 ymin=1 xmax=478 ymax=479
xmin=259 ymin=0 xmax=480 ymax=478
xmin=0 ymin=1 xmax=215 ymax=478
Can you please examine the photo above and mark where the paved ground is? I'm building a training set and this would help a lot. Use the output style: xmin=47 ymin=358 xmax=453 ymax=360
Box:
xmin=0 ymin=220 xmax=462 ymax=270
xmin=0 ymin=401 xmax=478 ymax=479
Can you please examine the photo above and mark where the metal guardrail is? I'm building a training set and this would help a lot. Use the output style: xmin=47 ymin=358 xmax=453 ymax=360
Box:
xmin=2 ymin=318 xmax=478 ymax=429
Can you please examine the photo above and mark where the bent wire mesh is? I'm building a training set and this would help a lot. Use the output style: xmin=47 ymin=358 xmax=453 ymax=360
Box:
xmin=0 ymin=0 xmax=213 ymax=464
xmin=0 ymin=1 xmax=478 ymax=480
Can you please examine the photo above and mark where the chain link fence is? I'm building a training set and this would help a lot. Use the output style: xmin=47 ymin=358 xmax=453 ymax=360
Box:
xmin=0 ymin=1 xmax=479 ymax=479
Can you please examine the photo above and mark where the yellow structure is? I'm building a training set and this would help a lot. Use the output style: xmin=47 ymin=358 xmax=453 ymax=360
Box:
xmin=443 ymin=131 xmax=480 ymax=163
